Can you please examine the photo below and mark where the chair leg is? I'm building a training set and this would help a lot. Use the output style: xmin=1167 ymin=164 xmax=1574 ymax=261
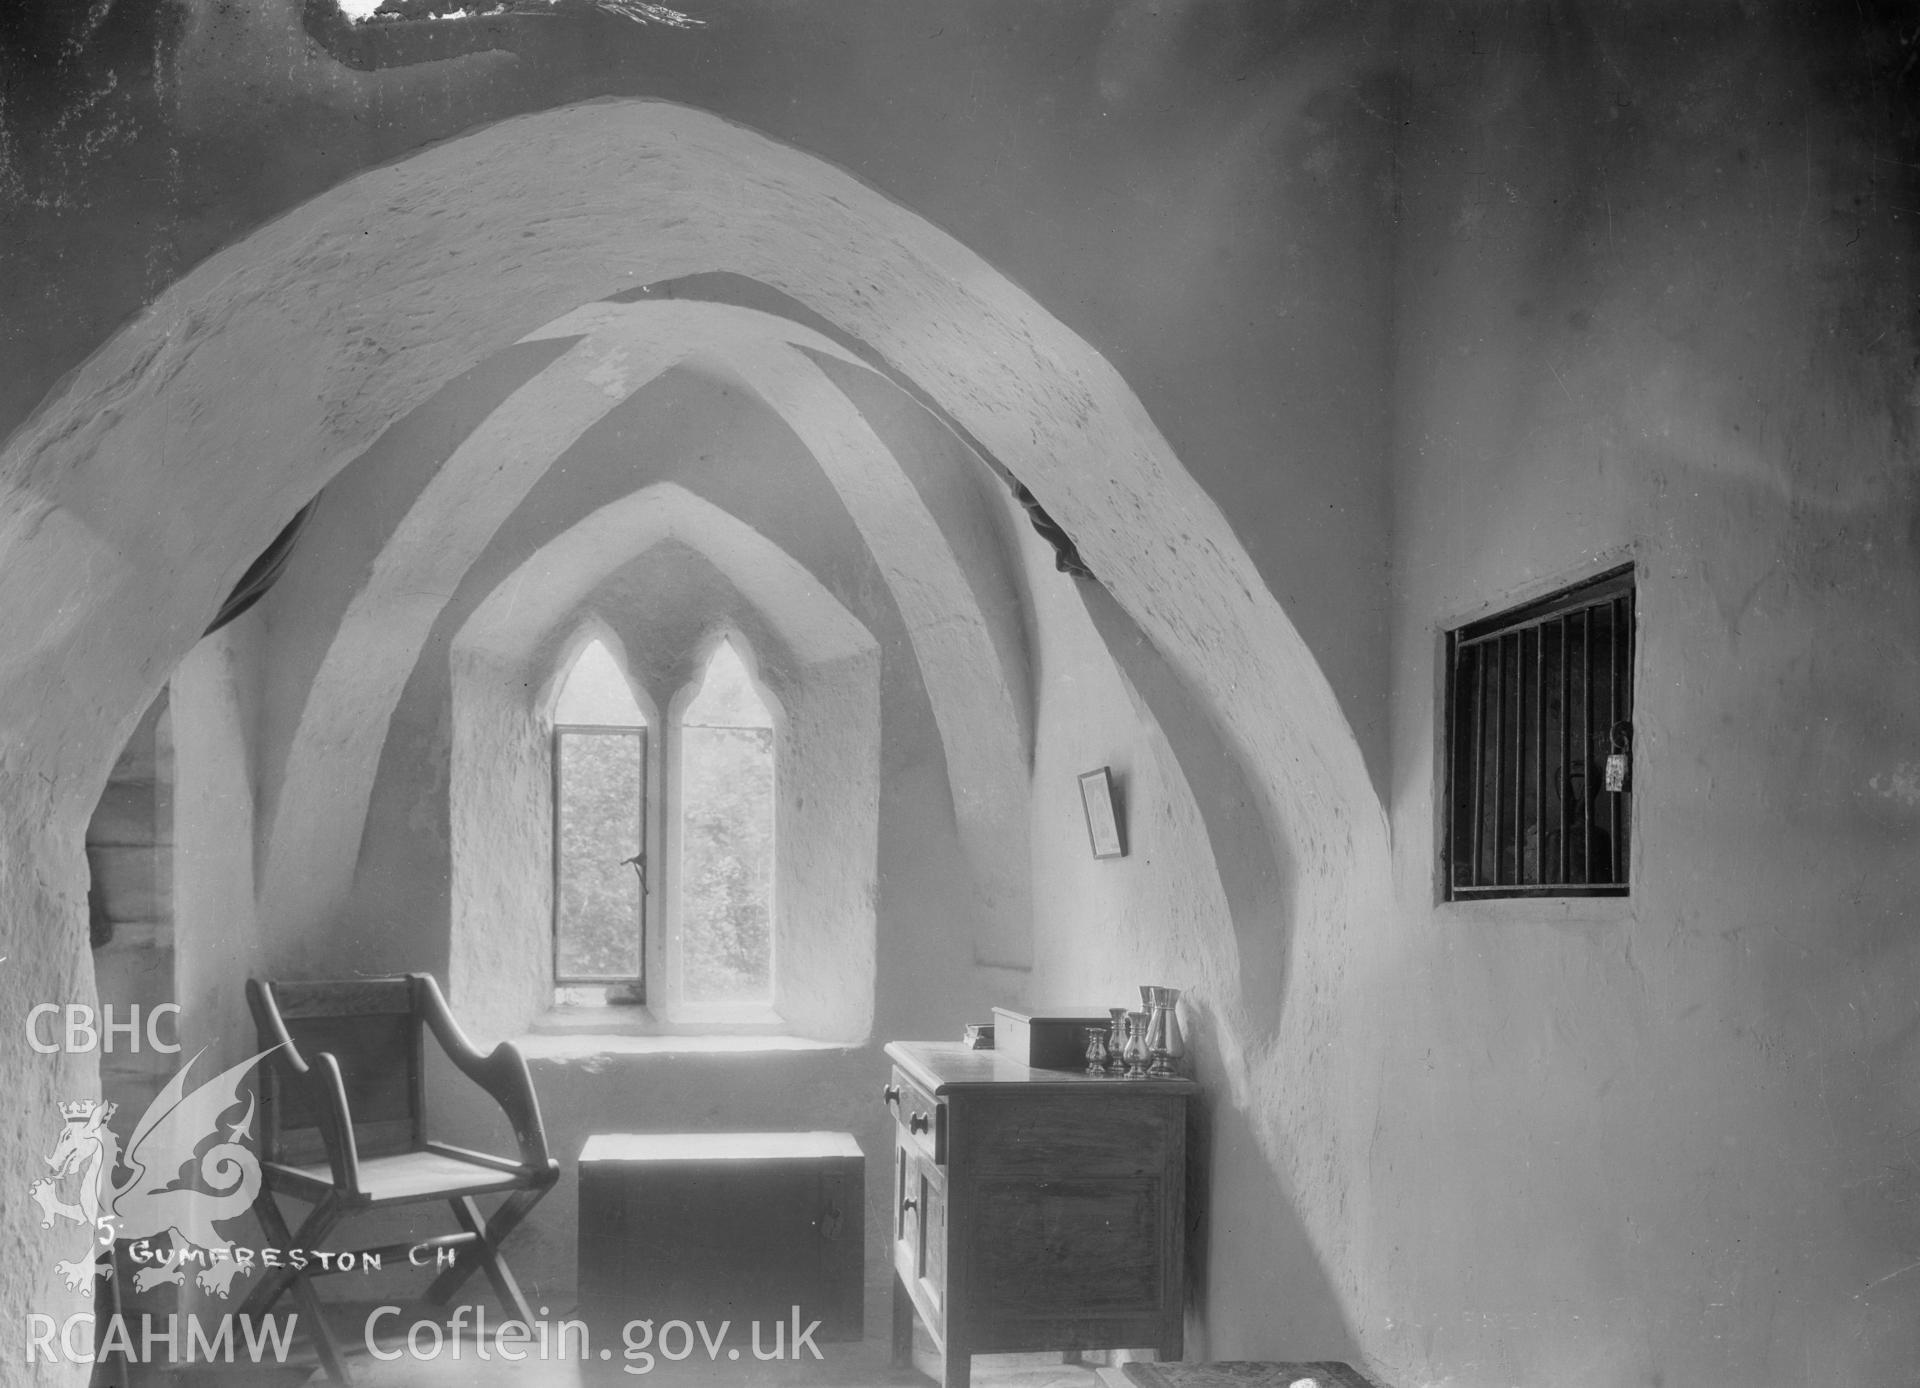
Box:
xmin=423 ymin=1188 xmax=546 ymax=1325
xmin=287 ymin=1265 xmax=353 ymax=1386
xmin=242 ymin=1190 xmax=352 ymax=1383
xmin=241 ymin=1188 xmax=326 ymax=1315
xmin=239 ymin=1189 xmax=294 ymax=1317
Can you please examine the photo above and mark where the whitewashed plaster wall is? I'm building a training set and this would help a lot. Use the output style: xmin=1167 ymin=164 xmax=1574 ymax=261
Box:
xmin=0 ymin=99 xmax=1375 ymax=1378
xmin=84 ymin=693 xmax=176 ymax=1119
xmin=169 ymin=620 xmax=266 ymax=1068
xmin=1357 ymin=13 xmax=1920 ymax=1387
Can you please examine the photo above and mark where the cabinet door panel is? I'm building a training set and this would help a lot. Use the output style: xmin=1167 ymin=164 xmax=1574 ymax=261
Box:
xmin=895 ymin=1134 xmax=948 ymax=1323
xmin=917 ymin=1156 xmax=947 ymax=1314
xmin=893 ymin=1140 xmax=917 ymax=1266
xmin=968 ymin=1177 xmax=1163 ymax=1312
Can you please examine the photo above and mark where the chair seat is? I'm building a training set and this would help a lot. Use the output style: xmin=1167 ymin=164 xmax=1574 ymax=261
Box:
xmin=279 ymin=1150 xmax=525 ymax=1203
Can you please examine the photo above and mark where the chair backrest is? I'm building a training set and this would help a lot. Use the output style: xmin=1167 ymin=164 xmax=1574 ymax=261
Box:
xmin=252 ymin=977 xmax=426 ymax=1167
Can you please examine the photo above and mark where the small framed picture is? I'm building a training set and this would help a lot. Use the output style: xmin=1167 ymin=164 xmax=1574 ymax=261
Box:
xmin=1078 ymin=766 xmax=1126 ymax=859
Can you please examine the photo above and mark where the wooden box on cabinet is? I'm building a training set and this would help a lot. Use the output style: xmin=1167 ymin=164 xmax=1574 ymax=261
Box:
xmin=883 ymin=1041 xmax=1197 ymax=1388
xmin=989 ymin=1005 xmax=1114 ymax=1070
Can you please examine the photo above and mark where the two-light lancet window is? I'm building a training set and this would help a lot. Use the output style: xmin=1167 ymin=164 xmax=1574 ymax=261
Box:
xmin=552 ymin=637 xmax=775 ymax=1007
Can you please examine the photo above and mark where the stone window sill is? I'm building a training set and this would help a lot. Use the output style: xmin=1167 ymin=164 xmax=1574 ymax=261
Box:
xmin=531 ymin=1001 xmax=786 ymax=1034
xmin=515 ymin=1031 xmax=852 ymax=1061
xmin=518 ymin=1003 xmax=866 ymax=1058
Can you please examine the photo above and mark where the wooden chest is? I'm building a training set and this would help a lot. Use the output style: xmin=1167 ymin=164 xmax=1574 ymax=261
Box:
xmin=577 ymin=1131 xmax=864 ymax=1344
xmin=883 ymin=1041 xmax=1197 ymax=1388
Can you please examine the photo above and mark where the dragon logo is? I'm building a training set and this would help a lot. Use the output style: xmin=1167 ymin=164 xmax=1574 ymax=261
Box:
xmin=30 ymin=1048 xmax=275 ymax=1299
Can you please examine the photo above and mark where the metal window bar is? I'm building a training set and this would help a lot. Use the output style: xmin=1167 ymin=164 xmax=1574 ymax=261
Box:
xmin=1554 ymin=616 xmax=1569 ymax=885
xmin=1530 ymin=623 xmax=1544 ymax=883
xmin=1489 ymin=635 xmax=1506 ymax=884
xmin=1575 ymin=605 xmax=1589 ymax=883
xmin=1446 ymin=568 xmax=1633 ymax=898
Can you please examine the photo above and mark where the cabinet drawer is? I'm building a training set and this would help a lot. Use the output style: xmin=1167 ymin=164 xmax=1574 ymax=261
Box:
xmin=883 ymin=1065 xmax=946 ymax=1164
xmin=954 ymin=1090 xmax=1179 ymax=1176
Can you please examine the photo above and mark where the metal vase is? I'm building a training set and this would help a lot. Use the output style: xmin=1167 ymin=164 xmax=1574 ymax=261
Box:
xmin=1137 ymin=986 xmax=1185 ymax=1076
xmin=1084 ymin=1027 xmax=1109 ymax=1076
xmin=1106 ymin=1007 xmax=1130 ymax=1073
xmin=1121 ymin=1011 xmax=1154 ymax=1078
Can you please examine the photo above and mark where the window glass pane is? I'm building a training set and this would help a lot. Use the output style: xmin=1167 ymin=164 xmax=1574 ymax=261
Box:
xmin=555 ymin=638 xmax=647 ymax=726
xmin=682 ymin=639 xmax=767 ymax=728
xmin=680 ymin=642 xmax=774 ymax=1004
xmin=556 ymin=729 xmax=644 ymax=983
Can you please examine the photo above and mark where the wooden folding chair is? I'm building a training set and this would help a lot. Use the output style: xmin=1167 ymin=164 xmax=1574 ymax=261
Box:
xmin=239 ymin=973 xmax=558 ymax=1382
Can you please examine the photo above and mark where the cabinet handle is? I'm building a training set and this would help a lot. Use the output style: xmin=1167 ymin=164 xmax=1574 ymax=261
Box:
xmin=882 ymin=1084 xmax=901 ymax=1107
xmin=909 ymin=1111 xmax=931 ymax=1134
xmin=901 ymin=1196 xmax=918 ymax=1214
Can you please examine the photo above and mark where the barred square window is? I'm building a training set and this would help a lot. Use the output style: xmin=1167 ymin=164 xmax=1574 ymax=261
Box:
xmin=1444 ymin=565 xmax=1634 ymax=899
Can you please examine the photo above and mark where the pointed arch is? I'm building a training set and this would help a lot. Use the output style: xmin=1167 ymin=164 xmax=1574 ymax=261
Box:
xmin=252 ymin=300 xmax=1033 ymax=975
xmin=450 ymin=483 xmax=879 ymax=1040
xmin=551 ymin=629 xmax=650 ymax=727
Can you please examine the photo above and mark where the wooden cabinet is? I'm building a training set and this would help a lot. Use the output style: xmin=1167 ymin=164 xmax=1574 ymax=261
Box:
xmin=884 ymin=1041 xmax=1197 ymax=1388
